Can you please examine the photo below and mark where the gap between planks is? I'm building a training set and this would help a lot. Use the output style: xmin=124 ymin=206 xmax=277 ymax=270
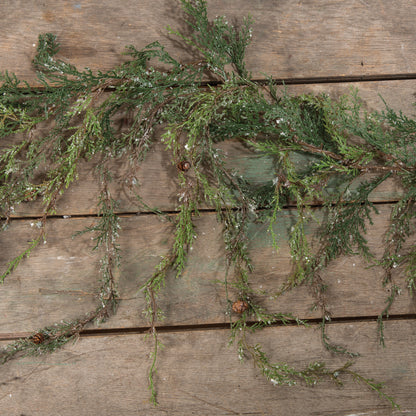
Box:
xmin=10 ymin=72 xmax=416 ymax=94
xmin=1 ymin=314 xmax=415 ymax=342
xmin=4 ymin=198 xmax=404 ymax=222
xmin=204 ymin=72 xmax=416 ymax=87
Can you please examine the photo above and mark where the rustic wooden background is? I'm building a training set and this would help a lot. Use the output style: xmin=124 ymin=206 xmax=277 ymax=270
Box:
xmin=0 ymin=1 xmax=416 ymax=415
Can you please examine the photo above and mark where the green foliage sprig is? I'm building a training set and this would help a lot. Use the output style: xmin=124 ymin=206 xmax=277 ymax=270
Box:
xmin=0 ymin=0 xmax=415 ymax=408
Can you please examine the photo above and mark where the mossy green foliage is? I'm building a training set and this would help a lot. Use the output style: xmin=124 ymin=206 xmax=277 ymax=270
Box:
xmin=0 ymin=0 xmax=415 ymax=408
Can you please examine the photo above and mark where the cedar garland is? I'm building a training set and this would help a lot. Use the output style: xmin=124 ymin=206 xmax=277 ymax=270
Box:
xmin=1 ymin=0 xmax=415 ymax=408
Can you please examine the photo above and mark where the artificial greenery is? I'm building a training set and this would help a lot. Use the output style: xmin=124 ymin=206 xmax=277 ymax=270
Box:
xmin=0 ymin=0 xmax=415 ymax=408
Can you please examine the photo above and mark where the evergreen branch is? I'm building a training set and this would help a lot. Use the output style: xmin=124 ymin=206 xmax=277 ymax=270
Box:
xmin=343 ymin=364 xmax=400 ymax=409
xmin=0 ymin=300 xmax=117 ymax=366
xmin=380 ymin=195 xmax=415 ymax=285
xmin=0 ymin=0 xmax=414 ymax=408
xmin=0 ymin=235 xmax=42 ymax=283
xmin=377 ymin=285 xmax=401 ymax=347
xmin=231 ymin=320 xmax=397 ymax=407
xmin=1 ymin=169 xmax=120 ymax=365
xmin=320 ymin=316 xmax=360 ymax=358
xmin=405 ymin=245 xmax=416 ymax=296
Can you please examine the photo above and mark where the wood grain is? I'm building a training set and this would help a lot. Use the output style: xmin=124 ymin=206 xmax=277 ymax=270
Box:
xmin=0 ymin=320 xmax=415 ymax=415
xmin=0 ymin=1 xmax=416 ymax=83
xmin=3 ymin=80 xmax=413 ymax=217
xmin=1 ymin=2 xmax=416 ymax=414
xmin=8 ymin=140 xmax=407 ymax=217
xmin=0 ymin=205 xmax=414 ymax=334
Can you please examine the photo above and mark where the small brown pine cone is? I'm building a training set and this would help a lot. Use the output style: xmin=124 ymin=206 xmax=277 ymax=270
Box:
xmin=31 ymin=332 xmax=45 ymax=344
xmin=232 ymin=300 xmax=249 ymax=314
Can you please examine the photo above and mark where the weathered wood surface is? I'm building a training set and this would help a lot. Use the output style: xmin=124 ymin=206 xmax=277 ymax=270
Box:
xmin=1 ymin=1 xmax=416 ymax=415
xmin=5 ymin=80 xmax=414 ymax=217
xmin=1 ymin=204 xmax=414 ymax=334
xmin=7 ymin=140 xmax=407 ymax=217
xmin=1 ymin=1 xmax=416 ymax=83
xmin=1 ymin=320 xmax=415 ymax=415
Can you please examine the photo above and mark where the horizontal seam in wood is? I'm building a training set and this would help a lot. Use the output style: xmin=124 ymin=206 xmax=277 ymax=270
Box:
xmin=2 ymin=199 xmax=404 ymax=221
xmin=194 ymin=73 xmax=416 ymax=88
xmin=10 ymin=73 xmax=416 ymax=93
xmin=100 ymin=72 xmax=416 ymax=91
xmin=253 ymin=73 xmax=416 ymax=86
xmin=1 ymin=313 xmax=415 ymax=341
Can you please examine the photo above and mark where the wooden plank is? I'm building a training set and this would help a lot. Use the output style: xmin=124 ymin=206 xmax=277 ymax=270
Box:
xmin=0 ymin=320 xmax=415 ymax=415
xmin=1 ymin=1 xmax=416 ymax=83
xmin=0 ymin=205 xmax=413 ymax=334
xmin=4 ymin=80 xmax=414 ymax=217
xmin=8 ymin=141 xmax=406 ymax=217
